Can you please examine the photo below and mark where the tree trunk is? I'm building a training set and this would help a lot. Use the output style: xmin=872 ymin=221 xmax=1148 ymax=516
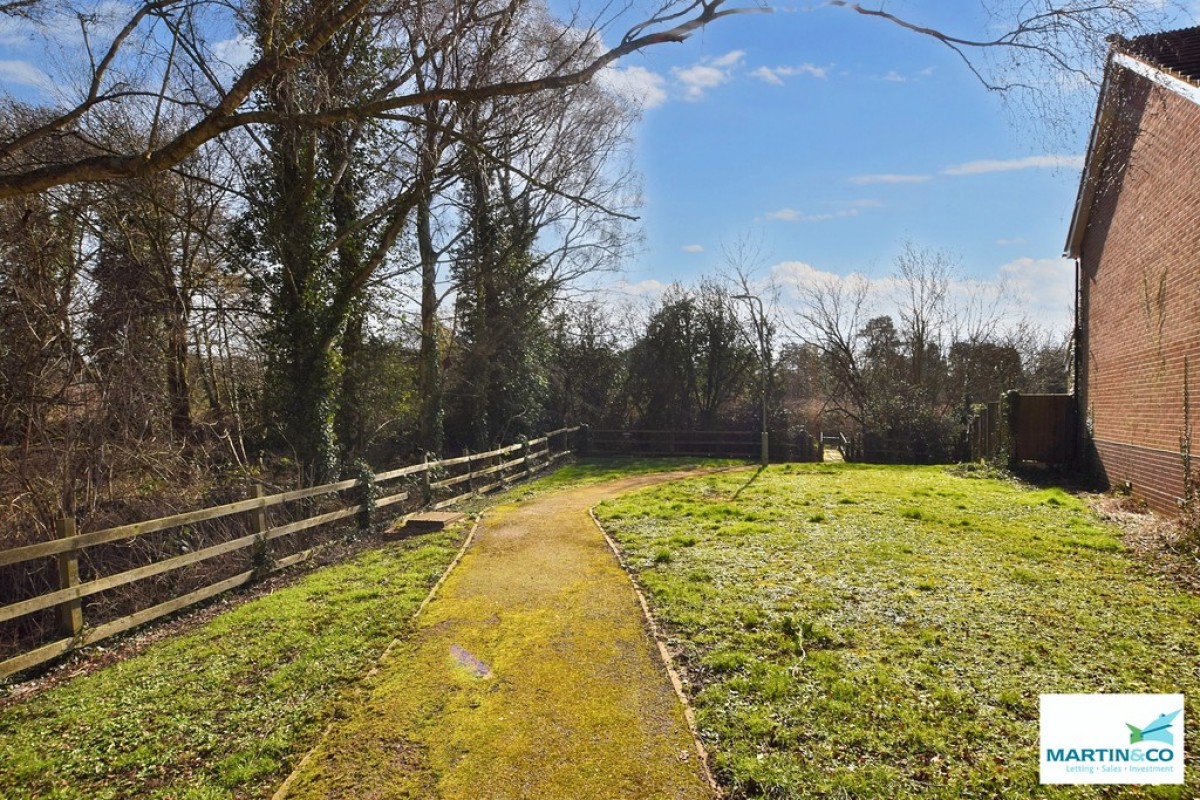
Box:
xmin=416 ymin=187 xmax=444 ymax=456
xmin=165 ymin=288 xmax=193 ymax=439
xmin=336 ymin=300 xmax=366 ymax=460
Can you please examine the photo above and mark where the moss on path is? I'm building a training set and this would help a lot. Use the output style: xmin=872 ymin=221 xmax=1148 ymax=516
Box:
xmin=280 ymin=472 xmax=715 ymax=800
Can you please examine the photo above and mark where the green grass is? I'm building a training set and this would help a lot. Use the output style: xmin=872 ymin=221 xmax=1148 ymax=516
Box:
xmin=0 ymin=457 xmax=731 ymax=799
xmin=596 ymin=463 xmax=1200 ymax=799
xmin=523 ymin=455 xmax=745 ymax=492
xmin=0 ymin=531 xmax=464 ymax=800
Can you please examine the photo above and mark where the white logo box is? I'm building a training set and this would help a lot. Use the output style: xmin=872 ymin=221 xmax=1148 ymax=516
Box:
xmin=1040 ymin=694 xmax=1185 ymax=785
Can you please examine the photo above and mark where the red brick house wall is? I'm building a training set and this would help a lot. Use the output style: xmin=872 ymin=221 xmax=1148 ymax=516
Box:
xmin=1076 ymin=69 xmax=1200 ymax=513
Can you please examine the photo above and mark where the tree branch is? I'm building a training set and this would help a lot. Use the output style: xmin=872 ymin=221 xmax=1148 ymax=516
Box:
xmin=0 ymin=0 xmax=763 ymax=198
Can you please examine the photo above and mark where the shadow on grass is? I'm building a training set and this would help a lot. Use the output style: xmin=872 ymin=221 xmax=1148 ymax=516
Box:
xmin=950 ymin=460 xmax=1103 ymax=495
xmin=730 ymin=465 xmax=766 ymax=501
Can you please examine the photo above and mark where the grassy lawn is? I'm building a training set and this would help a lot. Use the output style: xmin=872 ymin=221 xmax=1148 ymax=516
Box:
xmin=596 ymin=463 xmax=1200 ymax=799
xmin=0 ymin=457 xmax=737 ymax=799
xmin=505 ymin=455 xmax=746 ymax=494
xmin=0 ymin=530 xmax=465 ymax=800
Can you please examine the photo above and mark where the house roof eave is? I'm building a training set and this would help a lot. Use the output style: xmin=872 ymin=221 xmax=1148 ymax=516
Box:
xmin=1064 ymin=37 xmax=1200 ymax=260
xmin=1064 ymin=61 xmax=1117 ymax=260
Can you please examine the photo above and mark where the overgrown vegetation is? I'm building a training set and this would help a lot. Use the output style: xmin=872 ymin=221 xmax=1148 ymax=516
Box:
xmin=795 ymin=243 xmax=1070 ymax=464
xmin=597 ymin=464 xmax=1200 ymax=799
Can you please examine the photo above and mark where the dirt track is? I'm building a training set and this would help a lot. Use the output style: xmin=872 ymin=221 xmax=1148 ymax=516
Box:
xmin=278 ymin=472 xmax=714 ymax=800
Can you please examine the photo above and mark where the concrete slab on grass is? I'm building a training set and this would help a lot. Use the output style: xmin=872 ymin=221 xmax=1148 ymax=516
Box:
xmin=388 ymin=511 xmax=466 ymax=538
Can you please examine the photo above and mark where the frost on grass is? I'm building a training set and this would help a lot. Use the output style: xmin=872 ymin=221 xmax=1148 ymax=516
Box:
xmin=598 ymin=464 xmax=1200 ymax=799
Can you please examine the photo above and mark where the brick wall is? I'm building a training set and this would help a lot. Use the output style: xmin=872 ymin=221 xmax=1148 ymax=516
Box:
xmin=1079 ymin=69 xmax=1200 ymax=514
xmin=1092 ymin=439 xmax=1185 ymax=512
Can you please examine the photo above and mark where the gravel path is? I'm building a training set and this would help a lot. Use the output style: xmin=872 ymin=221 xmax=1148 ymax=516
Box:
xmin=278 ymin=472 xmax=715 ymax=800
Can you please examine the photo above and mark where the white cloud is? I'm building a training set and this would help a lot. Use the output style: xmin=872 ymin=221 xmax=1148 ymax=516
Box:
xmin=672 ymin=50 xmax=745 ymax=101
xmin=768 ymin=197 xmax=881 ymax=223
xmin=941 ymin=154 xmax=1084 ymax=176
xmin=673 ymin=64 xmax=729 ymax=101
xmin=882 ymin=66 xmax=935 ymax=83
xmin=767 ymin=207 xmax=860 ymax=223
xmin=847 ymin=155 xmax=1080 ymax=188
xmin=771 ymin=256 xmax=1074 ymax=333
xmin=681 ymin=244 xmax=704 ymax=253
xmin=614 ymin=279 xmax=671 ymax=296
xmin=750 ymin=63 xmax=829 ymax=85
xmin=710 ymin=50 xmax=746 ymax=68
xmin=213 ymin=35 xmax=256 ymax=73
xmin=750 ymin=66 xmax=785 ymax=86
xmin=772 ymin=260 xmax=846 ymax=288
xmin=998 ymin=257 xmax=1075 ymax=325
xmin=748 ymin=65 xmax=787 ymax=86
xmin=560 ymin=26 xmax=606 ymax=62
xmin=849 ymin=173 xmax=932 ymax=185
xmin=601 ymin=65 xmax=668 ymax=109
xmin=0 ymin=59 xmax=50 ymax=89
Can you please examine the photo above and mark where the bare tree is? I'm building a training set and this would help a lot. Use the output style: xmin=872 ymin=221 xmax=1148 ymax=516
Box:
xmin=0 ymin=0 xmax=1174 ymax=198
xmin=723 ymin=234 xmax=784 ymax=432
xmin=790 ymin=271 xmax=872 ymax=427
xmin=894 ymin=242 xmax=953 ymax=400
xmin=0 ymin=0 xmax=760 ymax=197
xmin=832 ymin=1 xmax=1167 ymax=91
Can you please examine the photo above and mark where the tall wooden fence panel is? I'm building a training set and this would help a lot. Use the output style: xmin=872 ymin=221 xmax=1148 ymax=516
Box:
xmin=586 ymin=429 xmax=821 ymax=462
xmin=0 ymin=427 xmax=579 ymax=681
xmin=967 ymin=394 xmax=1076 ymax=465
xmin=1012 ymin=394 xmax=1077 ymax=465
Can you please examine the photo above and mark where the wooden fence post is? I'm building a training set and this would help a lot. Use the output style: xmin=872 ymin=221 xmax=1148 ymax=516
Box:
xmin=249 ymin=484 xmax=271 ymax=573
xmin=251 ymin=484 xmax=267 ymax=537
xmin=1002 ymin=390 xmax=1020 ymax=469
xmin=422 ymin=454 xmax=432 ymax=506
xmin=466 ymin=451 xmax=475 ymax=495
xmin=55 ymin=515 xmax=83 ymax=638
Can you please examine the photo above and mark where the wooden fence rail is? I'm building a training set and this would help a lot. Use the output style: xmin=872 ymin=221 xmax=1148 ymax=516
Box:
xmin=586 ymin=429 xmax=822 ymax=462
xmin=0 ymin=426 xmax=580 ymax=681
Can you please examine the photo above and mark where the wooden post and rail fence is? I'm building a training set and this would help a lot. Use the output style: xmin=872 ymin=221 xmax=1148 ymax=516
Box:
xmin=584 ymin=428 xmax=822 ymax=462
xmin=0 ymin=426 xmax=581 ymax=681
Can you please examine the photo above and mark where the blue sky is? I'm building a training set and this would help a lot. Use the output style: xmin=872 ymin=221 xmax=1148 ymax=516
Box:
xmin=595 ymin=1 xmax=1200 ymax=331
